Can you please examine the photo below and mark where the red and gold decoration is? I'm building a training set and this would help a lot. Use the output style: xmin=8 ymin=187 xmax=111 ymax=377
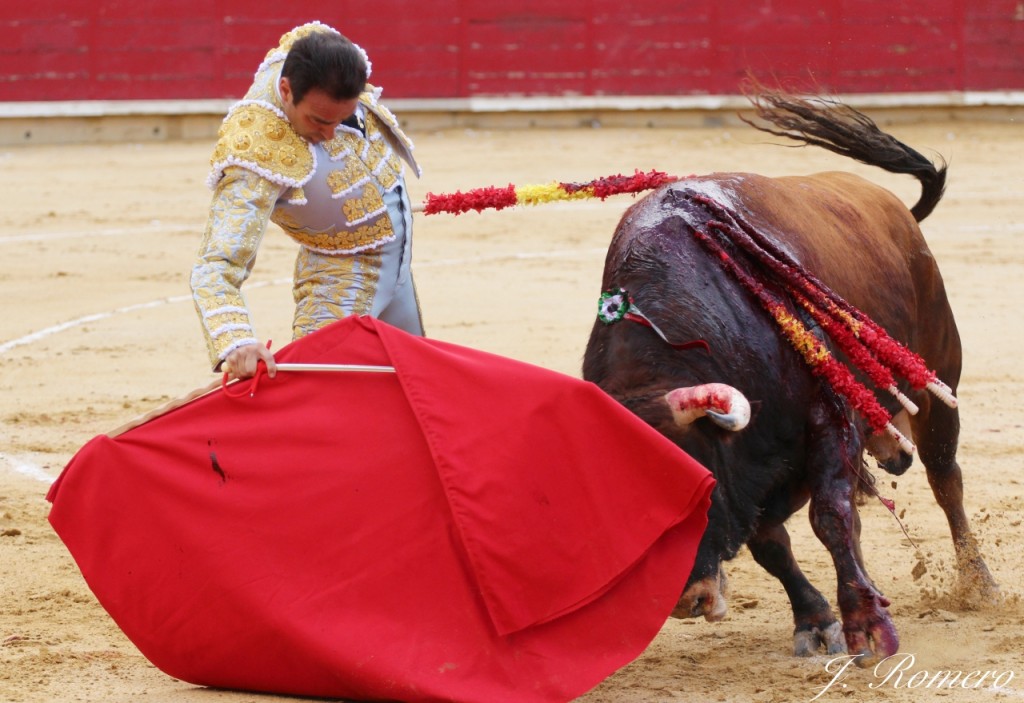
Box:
xmin=418 ymin=169 xmax=677 ymax=215
xmin=692 ymin=193 xmax=956 ymax=451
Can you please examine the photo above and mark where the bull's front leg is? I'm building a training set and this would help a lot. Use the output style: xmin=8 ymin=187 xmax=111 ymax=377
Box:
xmin=806 ymin=402 xmax=899 ymax=665
xmin=747 ymin=523 xmax=845 ymax=656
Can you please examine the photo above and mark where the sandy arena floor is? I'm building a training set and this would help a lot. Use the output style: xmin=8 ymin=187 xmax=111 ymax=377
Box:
xmin=1 ymin=115 xmax=1022 ymax=702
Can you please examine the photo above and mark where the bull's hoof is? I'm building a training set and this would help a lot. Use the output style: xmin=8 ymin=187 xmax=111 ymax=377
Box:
xmin=793 ymin=621 xmax=846 ymax=657
xmin=842 ymin=616 xmax=899 ymax=666
xmin=852 ymin=649 xmax=881 ymax=668
xmin=952 ymin=561 xmax=1001 ymax=610
xmin=671 ymin=593 xmax=728 ymax=621
xmin=673 ymin=570 xmax=729 ymax=621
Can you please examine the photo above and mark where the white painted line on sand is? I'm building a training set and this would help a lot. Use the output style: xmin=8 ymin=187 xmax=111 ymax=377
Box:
xmin=0 ymin=295 xmax=194 ymax=354
xmin=0 ymin=248 xmax=606 ymax=355
xmin=0 ymin=221 xmax=200 ymax=244
xmin=1 ymin=453 xmax=56 ymax=484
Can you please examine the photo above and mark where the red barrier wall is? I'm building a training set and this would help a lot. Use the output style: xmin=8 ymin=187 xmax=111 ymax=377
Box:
xmin=2 ymin=1 xmax=1022 ymax=102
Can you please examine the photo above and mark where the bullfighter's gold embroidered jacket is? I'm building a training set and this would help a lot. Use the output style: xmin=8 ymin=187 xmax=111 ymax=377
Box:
xmin=191 ymin=22 xmax=420 ymax=367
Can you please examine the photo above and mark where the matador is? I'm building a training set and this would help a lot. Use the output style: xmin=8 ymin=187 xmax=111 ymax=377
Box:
xmin=191 ymin=22 xmax=422 ymax=377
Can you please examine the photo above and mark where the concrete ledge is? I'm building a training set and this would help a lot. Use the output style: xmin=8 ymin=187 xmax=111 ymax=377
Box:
xmin=2 ymin=92 xmax=1021 ymax=146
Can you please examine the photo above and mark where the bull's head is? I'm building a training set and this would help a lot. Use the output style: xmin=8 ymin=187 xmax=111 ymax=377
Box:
xmin=864 ymin=408 xmax=914 ymax=475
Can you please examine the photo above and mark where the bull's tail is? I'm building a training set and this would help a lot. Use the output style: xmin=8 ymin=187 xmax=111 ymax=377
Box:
xmin=740 ymin=86 xmax=947 ymax=222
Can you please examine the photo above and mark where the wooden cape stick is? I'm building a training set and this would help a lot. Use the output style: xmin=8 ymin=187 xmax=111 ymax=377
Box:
xmin=106 ymin=364 xmax=395 ymax=438
xmin=275 ymin=363 xmax=395 ymax=373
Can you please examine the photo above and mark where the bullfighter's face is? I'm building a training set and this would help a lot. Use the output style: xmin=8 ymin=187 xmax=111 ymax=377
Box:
xmin=278 ymin=77 xmax=359 ymax=144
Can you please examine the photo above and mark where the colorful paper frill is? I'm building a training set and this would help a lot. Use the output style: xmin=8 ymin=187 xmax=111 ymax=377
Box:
xmin=421 ymin=169 xmax=678 ymax=215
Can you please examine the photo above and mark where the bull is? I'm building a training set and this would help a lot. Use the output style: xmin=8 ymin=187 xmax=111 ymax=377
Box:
xmin=582 ymin=89 xmax=998 ymax=663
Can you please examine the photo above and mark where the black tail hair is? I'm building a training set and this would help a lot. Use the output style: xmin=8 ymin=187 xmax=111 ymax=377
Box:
xmin=739 ymin=82 xmax=947 ymax=222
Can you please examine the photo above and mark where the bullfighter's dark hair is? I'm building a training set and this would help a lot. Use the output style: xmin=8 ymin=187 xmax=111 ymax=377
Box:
xmin=282 ymin=32 xmax=368 ymax=104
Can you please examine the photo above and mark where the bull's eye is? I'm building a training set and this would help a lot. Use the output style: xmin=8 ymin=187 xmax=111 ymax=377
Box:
xmin=598 ymin=288 xmax=629 ymax=324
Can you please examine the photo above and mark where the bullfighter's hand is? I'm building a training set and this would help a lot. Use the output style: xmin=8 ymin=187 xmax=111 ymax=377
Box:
xmin=222 ymin=343 xmax=277 ymax=381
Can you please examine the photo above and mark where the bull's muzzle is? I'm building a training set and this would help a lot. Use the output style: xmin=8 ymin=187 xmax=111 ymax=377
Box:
xmin=664 ymin=383 xmax=751 ymax=431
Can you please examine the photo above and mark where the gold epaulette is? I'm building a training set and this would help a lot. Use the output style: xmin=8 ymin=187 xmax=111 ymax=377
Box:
xmin=261 ymin=22 xmax=339 ymax=66
xmin=208 ymin=102 xmax=315 ymax=190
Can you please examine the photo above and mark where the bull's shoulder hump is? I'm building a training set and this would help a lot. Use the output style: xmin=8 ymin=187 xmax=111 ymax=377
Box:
xmin=661 ymin=172 xmax=756 ymax=207
xmin=674 ymin=172 xmax=759 ymax=188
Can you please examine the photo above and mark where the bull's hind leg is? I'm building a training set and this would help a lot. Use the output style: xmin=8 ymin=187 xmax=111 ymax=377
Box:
xmin=747 ymin=523 xmax=845 ymax=656
xmin=915 ymin=400 xmax=999 ymax=605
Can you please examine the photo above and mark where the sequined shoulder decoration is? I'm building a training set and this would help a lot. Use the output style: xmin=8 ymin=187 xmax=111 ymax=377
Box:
xmin=208 ymin=102 xmax=315 ymax=190
xmin=359 ymin=87 xmax=421 ymax=177
xmin=363 ymin=87 xmax=400 ymax=131
xmin=257 ymin=21 xmax=341 ymax=73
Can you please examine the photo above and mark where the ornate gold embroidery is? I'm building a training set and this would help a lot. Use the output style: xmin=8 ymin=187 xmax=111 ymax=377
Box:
xmin=376 ymin=168 xmax=398 ymax=191
xmin=202 ymin=309 xmax=252 ymax=335
xmin=339 ymin=184 xmax=386 ymax=224
xmin=366 ymin=93 xmax=400 ymax=130
xmin=292 ymin=248 xmax=382 ymax=339
xmin=271 ymin=209 xmax=304 ymax=232
xmin=350 ymin=256 xmax=381 ymax=315
xmin=321 ymin=132 xmax=355 ymax=160
xmin=315 ymin=115 xmax=403 ymax=199
xmin=284 ymin=219 xmax=394 ymax=253
xmin=246 ymin=66 xmax=280 ymax=104
xmin=367 ymin=132 xmax=401 ymax=190
xmin=365 ymin=138 xmax=387 ymax=170
xmin=210 ymin=103 xmax=313 ymax=186
xmin=266 ymin=120 xmax=288 ymax=141
xmin=192 ymin=169 xmax=282 ymax=366
xmin=263 ymin=22 xmax=330 ymax=64
xmin=325 ymin=158 xmax=366 ymax=196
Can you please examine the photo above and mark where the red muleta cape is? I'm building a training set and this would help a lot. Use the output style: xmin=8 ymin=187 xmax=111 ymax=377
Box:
xmin=47 ymin=316 xmax=714 ymax=702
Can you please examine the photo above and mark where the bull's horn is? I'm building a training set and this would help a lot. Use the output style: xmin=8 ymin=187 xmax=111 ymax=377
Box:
xmin=665 ymin=383 xmax=751 ymax=432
